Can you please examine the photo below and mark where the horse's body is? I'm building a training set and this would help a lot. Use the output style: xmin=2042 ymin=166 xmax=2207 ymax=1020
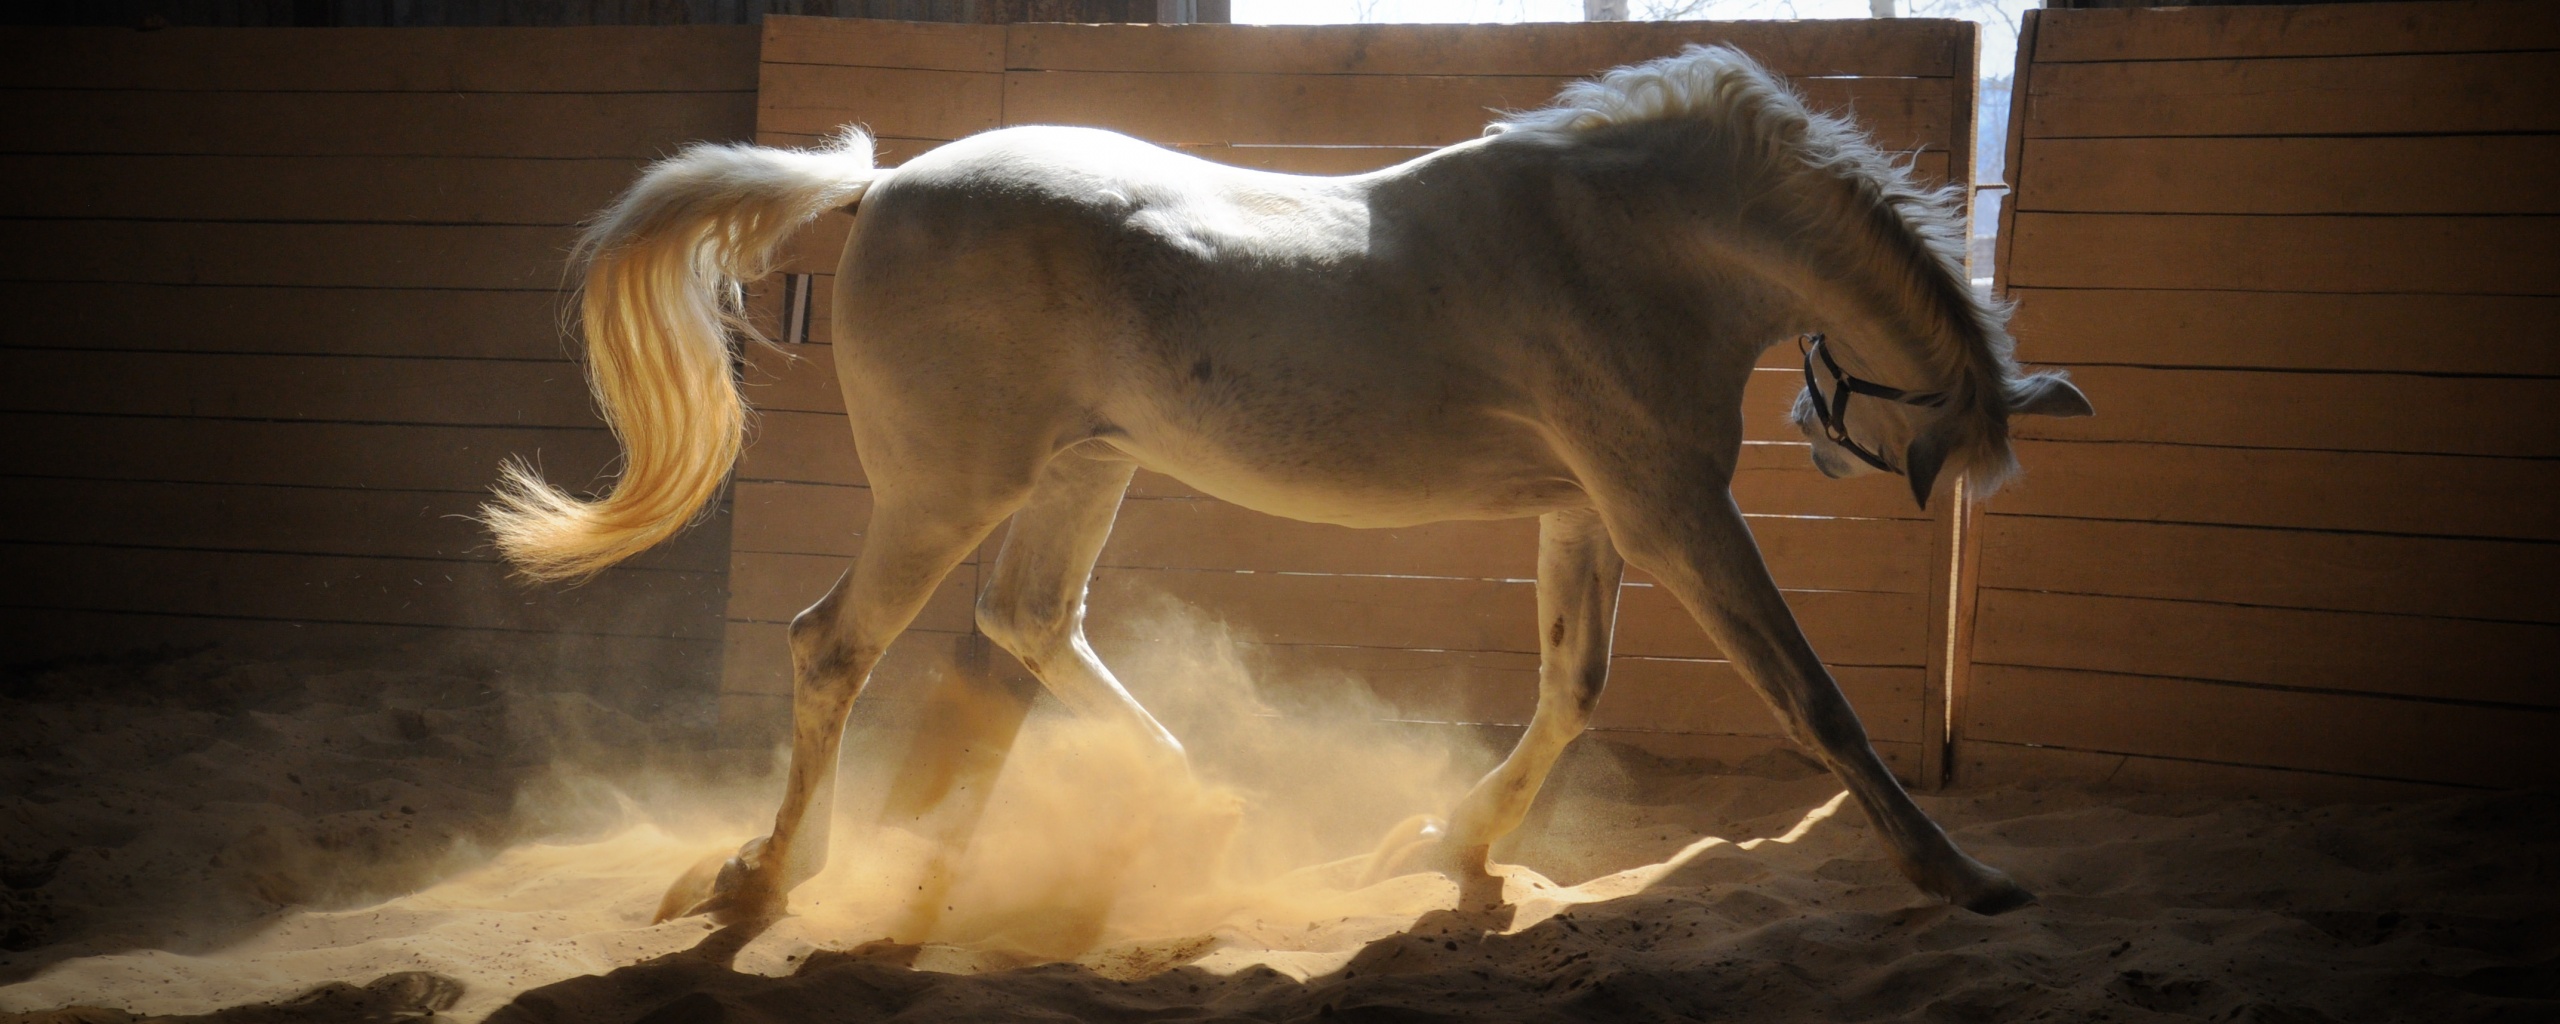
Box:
xmin=486 ymin=46 xmax=2089 ymax=925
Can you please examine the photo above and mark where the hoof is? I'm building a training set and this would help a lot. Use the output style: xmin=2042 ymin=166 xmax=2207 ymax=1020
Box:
xmin=654 ymin=840 xmax=788 ymax=925
xmin=1961 ymin=876 xmax=2038 ymax=916
xmin=653 ymin=850 xmax=732 ymax=924
xmin=1353 ymin=813 xmax=1451 ymax=888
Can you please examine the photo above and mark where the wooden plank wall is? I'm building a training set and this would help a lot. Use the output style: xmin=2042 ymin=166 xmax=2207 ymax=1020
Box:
xmin=0 ymin=27 xmax=758 ymax=701
xmin=1969 ymin=0 xmax=2560 ymax=796
xmin=728 ymin=16 xmax=1980 ymax=780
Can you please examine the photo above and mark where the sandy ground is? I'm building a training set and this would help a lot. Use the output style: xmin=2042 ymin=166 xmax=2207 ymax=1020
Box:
xmin=2 ymin=646 xmax=2555 ymax=1024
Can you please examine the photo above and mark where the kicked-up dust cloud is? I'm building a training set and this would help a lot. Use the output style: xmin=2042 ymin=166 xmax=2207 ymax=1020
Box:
xmin=0 ymin=605 xmax=1519 ymax=1017
xmin=776 ymin=605 xmax=1500 ymax=968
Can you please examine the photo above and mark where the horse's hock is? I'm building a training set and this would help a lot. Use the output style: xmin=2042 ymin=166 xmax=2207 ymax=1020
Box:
xmin=4 ymin=1 xmax=2554 ymax=802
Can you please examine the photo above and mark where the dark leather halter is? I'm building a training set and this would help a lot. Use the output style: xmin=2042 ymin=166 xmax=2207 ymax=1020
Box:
xmin=1799 ymin=333 xmax=1947 ymax=475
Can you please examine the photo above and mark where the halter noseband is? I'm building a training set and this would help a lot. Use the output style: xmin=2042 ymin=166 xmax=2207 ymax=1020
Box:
xmin=1799 ymin=332 xmax=1946 ymax=475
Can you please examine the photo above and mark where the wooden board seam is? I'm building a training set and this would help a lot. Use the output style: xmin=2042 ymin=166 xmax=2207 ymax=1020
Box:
xmin=1961 ymin=737 xmax=2496 ymax=790
xmin=0 ymin=600 xmax=712 ymax=642
xmin=1975 ymin=582 xmax=2558 ymax=630
xmin=1982 ymin=508 xmax=2560 ymax=547
xmin=16 ymin=409 xmax=611 ymax=433
xmin=1965 ymin=659 xmax=2560 ymax=716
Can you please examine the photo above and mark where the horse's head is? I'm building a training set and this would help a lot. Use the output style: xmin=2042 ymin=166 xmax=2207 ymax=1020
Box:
xmin=1790 ymin=333 xmax=2091 ymax=508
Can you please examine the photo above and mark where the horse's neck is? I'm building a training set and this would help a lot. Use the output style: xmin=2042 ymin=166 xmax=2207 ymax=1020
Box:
xmin=1725 ymin=167 xmax=1973 ymax=393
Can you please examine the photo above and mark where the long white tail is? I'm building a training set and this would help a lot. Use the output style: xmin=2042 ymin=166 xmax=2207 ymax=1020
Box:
xmin=483 ymin=130 xmax=884 ymax=581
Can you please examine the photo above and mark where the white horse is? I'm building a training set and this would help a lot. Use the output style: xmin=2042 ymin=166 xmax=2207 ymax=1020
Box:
xmin=486 ymin=45 xmax=2089 ymax=925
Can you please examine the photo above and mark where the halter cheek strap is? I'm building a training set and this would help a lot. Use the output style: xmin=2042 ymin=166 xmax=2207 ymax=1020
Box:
xmin=1799 ymin=333 xmax=1947 ymax=476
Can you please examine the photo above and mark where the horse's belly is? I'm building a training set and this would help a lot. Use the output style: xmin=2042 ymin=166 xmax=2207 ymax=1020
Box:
xmin=1104 ymin=417 xmax=1586 ymax=529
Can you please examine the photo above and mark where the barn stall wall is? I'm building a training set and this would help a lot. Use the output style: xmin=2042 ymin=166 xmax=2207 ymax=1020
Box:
xmin=0 ymin=27 xmax=758 ymax=700
xmin=1965 ymin=0 xmax=2560 ymax=796
xmin=722 ymin=16 xmax=1983 ymax=783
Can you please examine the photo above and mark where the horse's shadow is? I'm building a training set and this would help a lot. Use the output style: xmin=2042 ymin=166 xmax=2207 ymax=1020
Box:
xmin=478 ymin=898 xmax=1642 ymax=1024
xmin=475 ymin=842 xmax=1862 ymax=1024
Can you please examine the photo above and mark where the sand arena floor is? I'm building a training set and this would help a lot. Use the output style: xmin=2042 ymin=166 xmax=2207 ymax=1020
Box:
xmin=1 ymin=650 xmax=2553 ymax=1024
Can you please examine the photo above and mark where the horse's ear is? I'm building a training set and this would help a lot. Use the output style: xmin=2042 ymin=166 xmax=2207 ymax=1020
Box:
xmin=2010 ymin=373 xmax=2094 ymax=418
xmin=1904 ymin=422 xmax=1957 ymax=510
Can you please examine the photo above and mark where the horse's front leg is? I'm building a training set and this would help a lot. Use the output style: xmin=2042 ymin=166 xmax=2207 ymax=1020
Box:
xmin=1362 ymin=508 xmax=1624 ymax=902
xmin=655 ymin=501 xmax=1000 ymax=924
xmin=1604 ymin=488 xmax=2034 ymax=915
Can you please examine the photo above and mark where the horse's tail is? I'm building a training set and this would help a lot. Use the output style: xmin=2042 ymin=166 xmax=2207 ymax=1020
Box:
xmin=482 ymin=130 xmax=883 ymax=582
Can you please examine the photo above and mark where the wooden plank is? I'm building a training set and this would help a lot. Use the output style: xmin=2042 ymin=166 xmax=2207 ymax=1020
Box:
xmin=2023 ymin=52 xmax=2560 ymax=139
xmin=0 ymin=477 xmax=723 ymax=573
xmin=776 ymin=211 xmax=858 ymax=277
xmin=720 ymin=619 xmax=961 ymax=701
xmin=741 ymin=342 xmax=848 ymax=414
xmin=2032 ymin=0 xmax=2560 ymax=64
xmin=739 ymin=409 xmax=863 ymax=486
xmin=4 ymin=90 xmax=756 ymax=159
xmin=1174 ymin=144 xmax=1436 ymax=177
xmin=0 ymin=26 xmax=760 ymax=91
xmin=5 ymin=542 xmax=724 ymax=642
xmin=1594 ymin=658 xmax=1921 ymax=743
xmin=0 ymin=283 xmax=575 ymax=360
xmin=1973 ymin=589 xmax=2560 ymax=709
xmin=1243 ymin=643 xmax=1922 ymax=743
xmin=1965 ymin=665 xmax=2556 ymax=788
xmin=753 ymin=133 xmax=953 ymax=168
xmin=0 ymin=350 xmax=600 ymax=429
xmin=726 ymin=551 xmax=976 ymax=633
xmin=755 ymin=63 xmax=1004 ymax=140
xmin=1004 ymin=20 xmax=1967 ymax=79
xmin=761 ymin=16 xmax=1004 ymax=73
xmin=732 ymin=480 xmax=872 ymax=557
xmin=13 ymin=607 xmax=721 ymax=693
xmin=1087 ymin=568 xmax=1926 ymax=666
xmin=0 ymin=155 xmax=645 ymax=224
xmin=1991 ymin=441 xmax=2560 ymax=542
xmin=1000 ymin=71 xmax=1950 ymax=152
xmin=2005 ymin=289 xmax=2560 ymax=376
xmin=2017 ymin=136 xmax=2560 ymax=217
xmin=1958 ymin=740 xmax=2469 ymax=803
xmin=1977 ymin=516 xmax=2560 ymax=624
xmin=0 ymin=221 xmax=583 ymax=290
xmin=0 ymin=413 xmax=619 ymax=493
xmin=2007 ymin=366 xmax=2560 ymax=459
xmin=2004 ymin=213 xmax=2560 ymax=295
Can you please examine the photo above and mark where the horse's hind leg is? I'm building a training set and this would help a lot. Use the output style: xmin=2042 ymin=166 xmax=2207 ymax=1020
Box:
xmin=1366 ymin=509 xmax=1624 ymax=900
xmin=657 ymin=495 xmax=1010 ymax=924
xmin=1601 ymin=487 xmax=2034 ymax=915
xmin=973 ymin=450 xmax=1179 ymax=758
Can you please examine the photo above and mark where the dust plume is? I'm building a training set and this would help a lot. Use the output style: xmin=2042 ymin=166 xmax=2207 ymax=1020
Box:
xmin=778 ymin=604 xmax=1503 ymax=968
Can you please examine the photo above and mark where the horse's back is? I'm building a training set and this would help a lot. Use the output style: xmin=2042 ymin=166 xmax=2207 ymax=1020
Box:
xmin=831 ymin=126 xmax=1588 ymax=526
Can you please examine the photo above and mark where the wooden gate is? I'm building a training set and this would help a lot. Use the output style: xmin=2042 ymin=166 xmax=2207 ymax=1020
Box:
xmin=718 ymin=16 xmax=1984 ymax=781
xmin=1964 ymin=0 xmax=2560 ymax=796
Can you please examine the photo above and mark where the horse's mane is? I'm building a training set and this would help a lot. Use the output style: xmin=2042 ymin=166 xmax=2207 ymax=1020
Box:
xmin=1491 ymin=45 xmax=2041 ymax=494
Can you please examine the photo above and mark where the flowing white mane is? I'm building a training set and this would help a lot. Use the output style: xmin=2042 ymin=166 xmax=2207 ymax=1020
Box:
xmin=1494 ymin=45 xmax=2045 ymax=494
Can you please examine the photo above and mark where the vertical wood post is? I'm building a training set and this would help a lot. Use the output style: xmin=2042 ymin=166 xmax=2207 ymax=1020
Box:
xmin=1918 ymin=20 xmax=1982 ymax=791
